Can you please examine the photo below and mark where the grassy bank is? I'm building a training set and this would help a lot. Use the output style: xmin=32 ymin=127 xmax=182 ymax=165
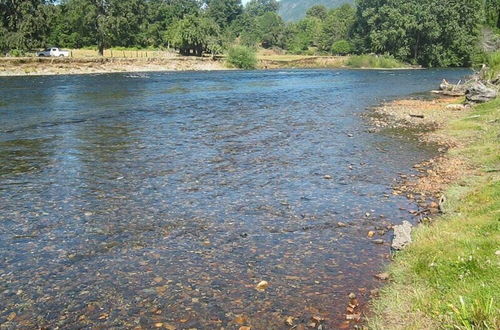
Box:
xmin=369 ymin=98 xmax=500 ymax=329
xmin=347 ymin=55 xmax=409 ymax=69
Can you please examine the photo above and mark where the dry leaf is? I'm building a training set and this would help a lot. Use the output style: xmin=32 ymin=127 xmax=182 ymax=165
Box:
xmin=234 ymin=315 xmax=248 ymax=325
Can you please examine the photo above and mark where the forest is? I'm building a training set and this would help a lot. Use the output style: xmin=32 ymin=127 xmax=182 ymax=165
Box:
xmin=0 ymin=0 xmax=499 ymax=67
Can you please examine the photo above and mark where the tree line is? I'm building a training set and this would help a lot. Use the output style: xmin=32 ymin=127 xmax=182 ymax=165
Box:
xmin=0 ymin=0 xmax=498 ymax=67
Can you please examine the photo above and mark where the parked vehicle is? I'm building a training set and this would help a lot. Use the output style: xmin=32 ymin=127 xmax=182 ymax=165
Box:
xmin=36 ymin=47 xmax=70 ymax=57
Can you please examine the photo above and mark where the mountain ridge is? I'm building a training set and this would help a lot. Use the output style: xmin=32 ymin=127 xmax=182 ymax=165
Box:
xmin=278 ymin=0 xmax=355 ymax=22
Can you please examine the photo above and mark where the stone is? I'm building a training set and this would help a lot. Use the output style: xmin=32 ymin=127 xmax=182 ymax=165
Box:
xmin=374 ymin=272 xmax=390 ymax=280
xmin=445 ymin=104 xmax=466 ymax=111
xmin=391 ymin=221 xmax=412 ymax=250
xmin=255 ymin=280 xmax=269 ymax=292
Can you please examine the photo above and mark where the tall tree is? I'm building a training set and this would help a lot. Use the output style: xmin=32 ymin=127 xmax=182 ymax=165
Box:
xmin=166 ymin=14 xmax=220 ymax=56
xmin=57 ymin=0 xmax=146 ymax=55
xmin=0 ymin=0 xmax=54 ymax=53
xmin=244 ymin=0 xmax=278 ymax=17
xmin=354 ymin=0 xmax=484 ymax=67
xmin=318 ymin=4 xmax=355 ymax=52
xmin=205 ymin=0 xmax=242 ymax=28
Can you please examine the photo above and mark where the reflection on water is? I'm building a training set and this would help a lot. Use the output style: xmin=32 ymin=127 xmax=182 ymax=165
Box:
xmin=0 ymin=69 xmax=468 ymax=328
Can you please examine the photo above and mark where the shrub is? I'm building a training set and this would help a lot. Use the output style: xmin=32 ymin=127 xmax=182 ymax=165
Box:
xmin=226 ymin=45 xmax=257 ymax=69
xmin=346 ymin=54 xmax=406 ymax=68
xmin=8 ymin=49 xmax=25 ymax=57
xmin=331 ymin=40 xmax=353 ymax=55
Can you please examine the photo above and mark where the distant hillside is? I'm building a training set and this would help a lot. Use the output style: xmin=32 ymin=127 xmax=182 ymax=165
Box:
xmin=278 ymin=0 xmax=355 ymax=22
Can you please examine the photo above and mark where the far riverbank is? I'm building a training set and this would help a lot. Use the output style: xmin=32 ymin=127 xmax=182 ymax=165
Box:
xmin=0 ymin=55 xmax=415 ymax=76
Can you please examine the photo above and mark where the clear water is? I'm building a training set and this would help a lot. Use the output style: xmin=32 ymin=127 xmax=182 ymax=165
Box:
xmin=0 ymin=69 xmax=468 ymax=328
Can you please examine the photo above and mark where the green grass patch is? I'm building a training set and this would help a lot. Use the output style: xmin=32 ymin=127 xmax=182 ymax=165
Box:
xmin=346 ymin=54 xmax=408 ymax=69
xmin=369 ymin=99 xmax=500 ymax=329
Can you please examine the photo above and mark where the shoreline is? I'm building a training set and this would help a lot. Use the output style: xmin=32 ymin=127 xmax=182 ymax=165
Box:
xmin=0 ymin=56 xmax=416 ymax=77
xmin=365 ymin=92 xmax=499 ymax=328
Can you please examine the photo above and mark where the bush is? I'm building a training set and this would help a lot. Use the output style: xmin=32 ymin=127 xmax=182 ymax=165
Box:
xmin=226 ymin=45 xmax=257 ymax=69
xmin=346 ymin=54 xmax=406 ymax=68
xmin=331 ymin=40 xmax=353 ymax=55
xmin=8 ymin=49 xmax=25 ymax=57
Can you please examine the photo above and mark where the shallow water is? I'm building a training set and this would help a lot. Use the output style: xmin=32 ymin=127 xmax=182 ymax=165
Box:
xmin=0 ymin=69 xmax=468 ymax=328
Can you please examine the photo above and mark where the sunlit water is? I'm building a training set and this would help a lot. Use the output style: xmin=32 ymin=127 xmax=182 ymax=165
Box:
xmin=0 ymin=69 xmax=468 ymax=328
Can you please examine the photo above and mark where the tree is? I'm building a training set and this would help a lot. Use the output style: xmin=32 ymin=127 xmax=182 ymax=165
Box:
xmin=0 ymin=0 xmax=55 ymax=53
xmin=166 ymin=14 xmax=220 ymax=56
xmin=205 ymin=0 xmax=242 ymax=29
xmin=53 ymin=0 xmax=146 ymax=55
xmin=354 ymin=0 xmax=484 ymax=67
xmin=138 ymin=0 xmax=200 ymax=47
xmin=306 ymin=5 xmax=328 ymax=21
xmin=256 ymin=12 xmax=286 ymax=48
xmin=318 ymin=4 xmax=355 ymax=52
xmin=244 ymin=0 xmax=278 ymax=17
xmin=484 ymin=0 xmax=500 ymax=29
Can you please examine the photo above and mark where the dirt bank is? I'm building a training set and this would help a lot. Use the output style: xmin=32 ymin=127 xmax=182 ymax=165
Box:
xmin=0 ymin=57 xmax=228 ymax=76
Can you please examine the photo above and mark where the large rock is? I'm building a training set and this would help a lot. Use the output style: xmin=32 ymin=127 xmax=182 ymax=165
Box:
xmin=391 ymin=221 xmax=412 ymax=250
xmin=466 ymin=82 xmax=497 ymax=103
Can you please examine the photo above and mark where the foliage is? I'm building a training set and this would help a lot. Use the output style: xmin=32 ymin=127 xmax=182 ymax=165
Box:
xmin=244 ymin=0 xmax=279 ymax=17
xmin=166 ymin=15 xmax=220 ymax=56
xmin=369 ymin=98 xmax=500 ymax=329
xmin=354 ymin=0 xmax=484 ymax=67
xmin=278 ymin=0 xmax=355 ymax=22
xmin=346 ymin=54 xmax=406 ymax=68
xmin=226 ymin=45 xmax=257 ymax=69
xmin=0 ymin=0 xmax=54 ymax=53
xmin=306 ymin=5 xmax=328 ymax=20
xmin=484 ymin=0 xmax=500 ymax=29
xmin=0 ymin=0 xmax=494 ymax=65
xmin=206 ymin=0 xmax=243 ymax=29
xmin=318 ymin=4 xmax=356 ymax=51
xmin=331 ymin=39 xmax=352 ymax=55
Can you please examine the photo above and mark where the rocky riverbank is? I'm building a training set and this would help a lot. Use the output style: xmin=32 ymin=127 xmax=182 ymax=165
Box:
xmin=366 ymin=73 xmax=499 ymax=328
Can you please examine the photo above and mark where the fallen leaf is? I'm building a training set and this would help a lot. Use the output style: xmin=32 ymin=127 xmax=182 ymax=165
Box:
xmin=285 ymin=316 xmax=294 ymax=326
xmin=234 ymin=315 xmax=247 ymax=325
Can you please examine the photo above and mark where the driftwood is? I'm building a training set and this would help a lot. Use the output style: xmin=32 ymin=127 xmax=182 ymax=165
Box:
xmin=466 ymin=81 xmax=498 ymax=103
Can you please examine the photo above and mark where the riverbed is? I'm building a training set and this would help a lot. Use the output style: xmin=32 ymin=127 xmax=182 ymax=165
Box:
xmin=0 ymin=69 xmax=468 ymax=328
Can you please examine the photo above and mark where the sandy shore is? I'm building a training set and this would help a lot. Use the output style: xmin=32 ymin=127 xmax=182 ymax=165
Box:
xmin=0 ymin=57 xmax=228 ymax=76
xmin=0 ymin=55 xmax=376 ymax=76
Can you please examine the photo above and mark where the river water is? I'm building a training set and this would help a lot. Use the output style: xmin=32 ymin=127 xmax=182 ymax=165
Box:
xmin=0 ymin=69 xmax=468 ymax=329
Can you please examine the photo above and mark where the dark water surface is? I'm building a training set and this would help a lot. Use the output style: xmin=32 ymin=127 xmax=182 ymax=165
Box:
xmin=0 ymin=69 xmax=468 ymax=329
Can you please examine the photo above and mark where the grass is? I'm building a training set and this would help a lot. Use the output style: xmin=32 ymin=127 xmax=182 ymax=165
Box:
xmin=483 ymin=52 xmax=500 ymax=80
xmin=346 ymin=54 xmax=408 ymax=69
xmin=368 ymin=98 xmax=500 ymax=329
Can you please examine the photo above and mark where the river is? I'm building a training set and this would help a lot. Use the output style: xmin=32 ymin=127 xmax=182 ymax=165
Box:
xmin=0 ymin=69 xmax=468 ymax=328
